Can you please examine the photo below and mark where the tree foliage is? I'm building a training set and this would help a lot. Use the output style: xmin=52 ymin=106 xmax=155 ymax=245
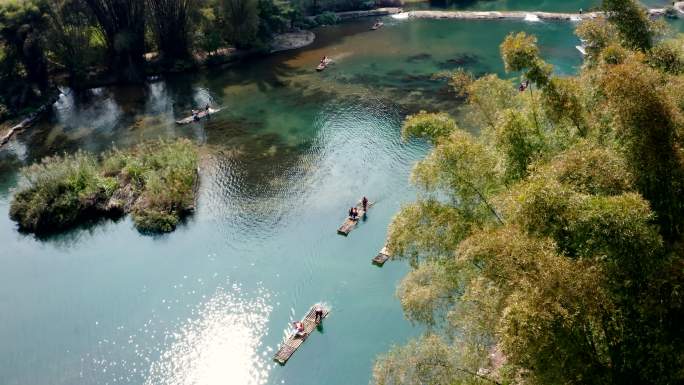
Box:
xmin=221 ymin=0 xmax=259 ymax=48
xmin=83 ymin=0 xmax=146 ymax=82
xmin=602 ymin=0 xmax=653 ymax=51
xmin=0 ymin=0 xmax=50 ymax=109
xmin=147 ymin=0 xmax=197 ymax=62
xmin=401 ymin=111 xmax=458 ymax=143
xmin=375 ymin=11 xmax=684 ymax=385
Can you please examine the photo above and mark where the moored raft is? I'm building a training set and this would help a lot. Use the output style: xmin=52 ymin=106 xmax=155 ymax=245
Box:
xmin=337 ymin=199 xmax=373 ymax=235
xmin=273 ymin=305 xmax=329 ymax=365
xmin=372 ymin=246 xmax=391 ymax=266
xmin=175 ymin=108 xmax=221 ymax=124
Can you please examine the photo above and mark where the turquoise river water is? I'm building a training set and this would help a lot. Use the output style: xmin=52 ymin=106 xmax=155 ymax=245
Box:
xmin=0 ymin=2 xmax=679 ymax=384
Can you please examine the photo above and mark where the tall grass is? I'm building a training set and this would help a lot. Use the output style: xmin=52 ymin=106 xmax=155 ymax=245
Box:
xmin=10 ymin=138 xmax=198 ymax=234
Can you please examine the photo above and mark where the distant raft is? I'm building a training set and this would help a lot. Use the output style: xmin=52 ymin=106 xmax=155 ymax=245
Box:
xmin=337 ymin=199 xmax=373 ymax=236
xmin=316 ymin=58 xmax=333 ymax=71
xmin=273 ymin=305 xmax=329 ymax=365
xmin=371 ymin=21 xmax=384 ymax=30
xmin=175 ymin=108 xmax=221 ymax=124
xmin=372 ymin=246 xmax=391 ymax=266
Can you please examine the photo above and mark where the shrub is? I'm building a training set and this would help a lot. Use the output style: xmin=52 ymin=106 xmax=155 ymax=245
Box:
xmin=9 ymin=139 xmax=199 ymax=234
xmin=9 ymin=151 xmax=116 ymax=232
xmin=314 ymin=12 xmax=339 ymax=26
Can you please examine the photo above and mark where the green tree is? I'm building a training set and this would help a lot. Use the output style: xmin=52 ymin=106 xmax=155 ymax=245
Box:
xmin=375 ymin=20 xmax=684 ymax=385
xmin=83 ymin=0 xmax=146 ymax=83
xmin=491 ymin=108 xmax=545 ymax=182
xmin=46 ymin=0 xmax=102 ymax=86
xmin=0 ymin=0 xmax=50 ymax=104
xmin=462 ymin=74 xmax=518 ymax=130
xmin=598 ymin=57 xmax=684 ymax=240
xmin=222 ymin=0 xmax=259 ymax=48
xmin=401 ymin=111 xmax=458 ymax=142
xmin=147 ymin=0 xmax=198 ymax=63
xmin=500 ymin=32 xmax=551 ymax=87
xmin=602 ymin=0 xmax=652 ymax=51
xmin=575 ymin=16 xmax=618 ymax=66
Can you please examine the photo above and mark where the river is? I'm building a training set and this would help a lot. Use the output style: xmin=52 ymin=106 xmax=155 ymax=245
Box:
xmin=0 ymin=2 xmax=676 ymax=385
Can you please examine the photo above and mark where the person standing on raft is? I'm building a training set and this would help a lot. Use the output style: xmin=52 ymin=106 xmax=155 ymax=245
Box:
xmin=362 ymin=196 xmax=368 ymax=211
xmin=314 ymin=305 xmax=324 ymax=323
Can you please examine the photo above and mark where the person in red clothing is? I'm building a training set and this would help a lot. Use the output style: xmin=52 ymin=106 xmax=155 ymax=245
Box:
xmin=292 ymin=321 xmax=306 ymax=338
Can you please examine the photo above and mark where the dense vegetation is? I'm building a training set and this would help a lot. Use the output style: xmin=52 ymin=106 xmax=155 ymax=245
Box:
xmin=0 ymin=0 xmax=391 ymax=118
xmin=9 ymin=138 xmax=199 ymax=234
xmin=373 ymin=1 xmax=684 ymax=384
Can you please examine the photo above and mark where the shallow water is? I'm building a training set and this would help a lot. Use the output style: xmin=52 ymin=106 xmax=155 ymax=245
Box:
xmin=0 ymin=9 xmax=656 ymax=385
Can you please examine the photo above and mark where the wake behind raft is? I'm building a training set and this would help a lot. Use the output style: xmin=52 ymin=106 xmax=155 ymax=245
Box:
xmin=274 ymin=304 xmax=329 ymax=364
xmin=175 ymin=107 xmax=221 ymax=124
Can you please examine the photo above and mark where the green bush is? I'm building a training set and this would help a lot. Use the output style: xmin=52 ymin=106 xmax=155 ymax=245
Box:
xmin=9 ymin=139 xmax=198 ymax=234
xmin=132 ymin=208 xmax=179 ymax=233
xmin=314 ymin=12 xmax=340 ymax=26
xmin=9 ymin=151 xmax=116 ymax=232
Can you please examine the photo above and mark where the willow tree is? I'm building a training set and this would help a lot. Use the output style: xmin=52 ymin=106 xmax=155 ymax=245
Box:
xmin=84 ymin=0 xmax=145 ymax=83
xmin=147 ymin=0 xmax=197 ymax=62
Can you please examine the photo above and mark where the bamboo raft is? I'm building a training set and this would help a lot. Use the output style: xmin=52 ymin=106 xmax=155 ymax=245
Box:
xmin=175 ymin=108 xmax=220 ymax=124
xmin=316 ymin=58 xmax=332 ymax=71
xmin=372 ymin=246 xmax=391 ymax=266
xmin=337 ymin=200 xmax=373 ymax=235
xmin=273 ymin=305 xmax=330 ymax=365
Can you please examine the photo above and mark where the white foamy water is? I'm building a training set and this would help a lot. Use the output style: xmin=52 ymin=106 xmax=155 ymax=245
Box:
xmin=524 ymin=13 xmax=541 ymax=22
xmin=391 ymin=12 xmax=409 ymax=20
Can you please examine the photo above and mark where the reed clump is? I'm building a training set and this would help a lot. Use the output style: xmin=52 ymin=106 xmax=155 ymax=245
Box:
xmin=10 ymin=138 xmax=199 ymax=234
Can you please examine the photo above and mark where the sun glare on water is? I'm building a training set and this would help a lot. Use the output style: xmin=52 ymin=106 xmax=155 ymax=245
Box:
xmin=143 ymin=287 xmax=273 ymax=385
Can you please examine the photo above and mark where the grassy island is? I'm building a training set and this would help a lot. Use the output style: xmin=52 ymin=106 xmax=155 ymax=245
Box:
xmin=9 ymin=139 xmax=199 ymax=234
